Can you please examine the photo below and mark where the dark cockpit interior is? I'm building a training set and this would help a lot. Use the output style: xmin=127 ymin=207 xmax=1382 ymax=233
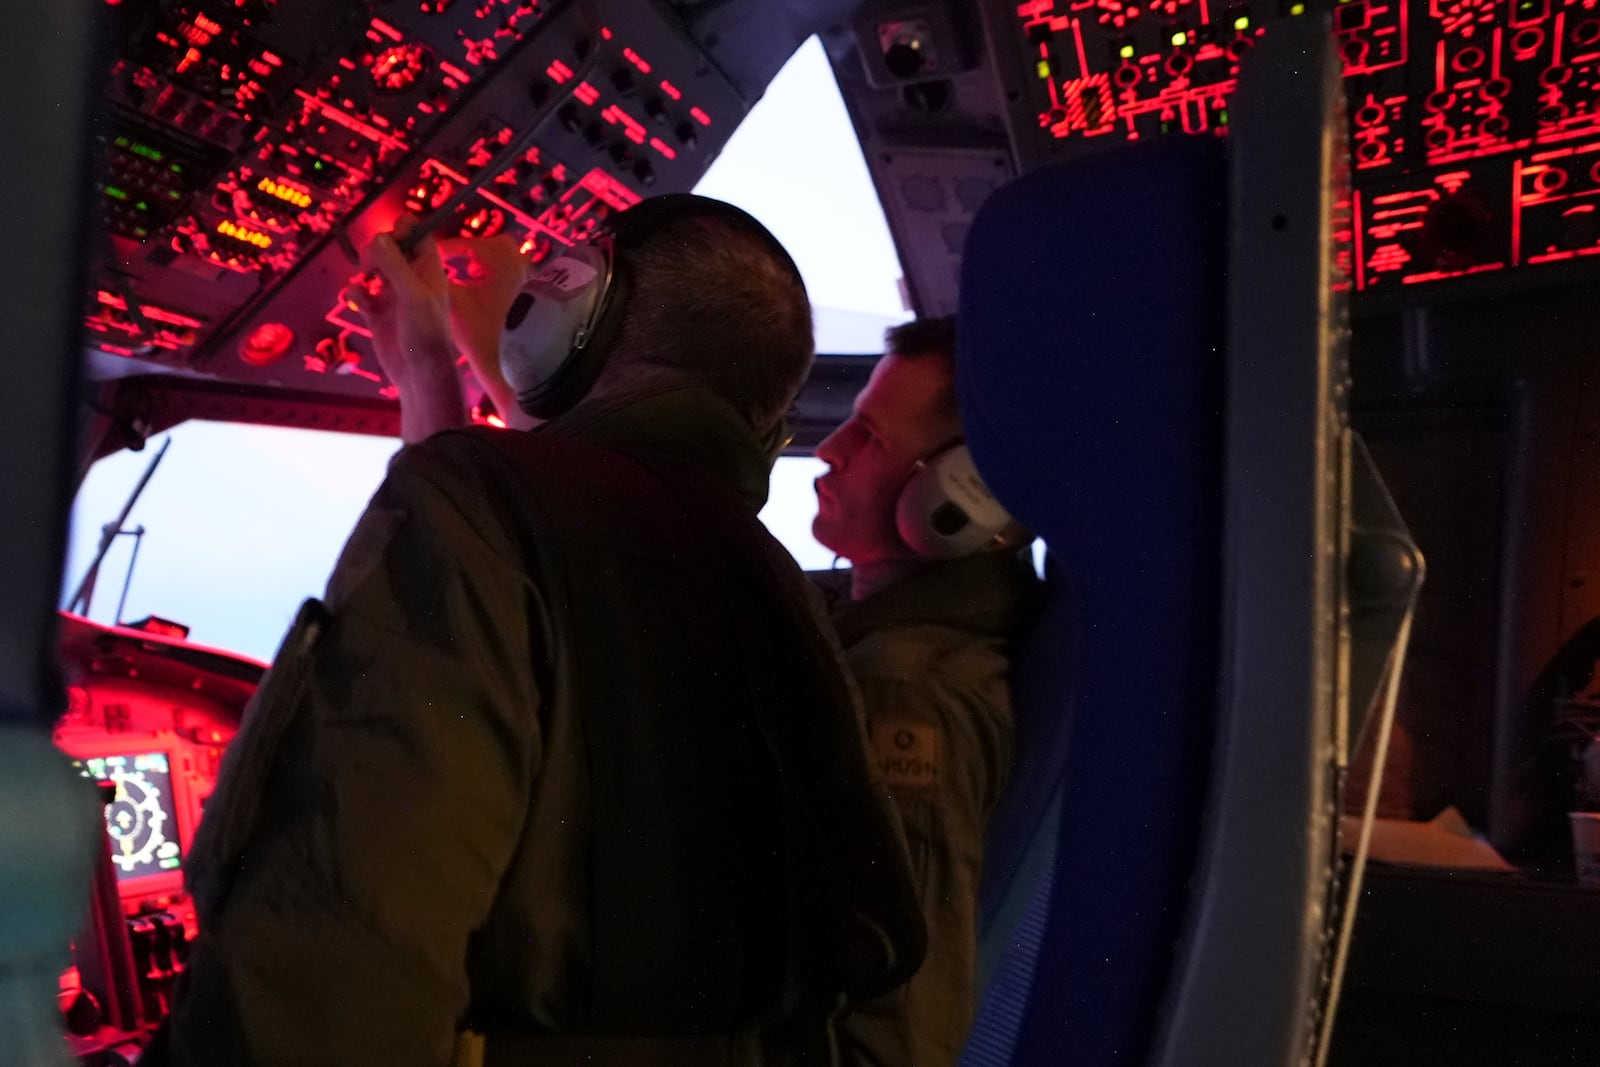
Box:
xmin=5 ymin=0 xmax=1600 ymax=1064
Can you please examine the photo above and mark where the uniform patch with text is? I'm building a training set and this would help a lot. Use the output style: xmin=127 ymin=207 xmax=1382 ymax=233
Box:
xmin=870 ymin=721 xmax=940 ymax=789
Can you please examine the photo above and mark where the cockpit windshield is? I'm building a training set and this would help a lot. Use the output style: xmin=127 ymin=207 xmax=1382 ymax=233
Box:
xmin=61 ymin=37 xmax=879 ymax=660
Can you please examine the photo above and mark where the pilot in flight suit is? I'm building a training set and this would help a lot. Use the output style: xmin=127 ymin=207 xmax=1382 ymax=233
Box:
xmin=812 ymin=317 xmax=1041 ymax=1067
xmin=145 ymin=196 xmax=925 ymax=1066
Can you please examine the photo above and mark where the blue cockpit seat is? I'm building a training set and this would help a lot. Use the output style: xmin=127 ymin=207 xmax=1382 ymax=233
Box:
xmin=957 ymin=134 xmax=1230 ymax=1066
xmin=958 ymin=24 xmax=1351 ymax=1067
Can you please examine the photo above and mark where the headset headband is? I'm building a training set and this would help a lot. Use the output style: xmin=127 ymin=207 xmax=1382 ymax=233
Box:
xmin=508 ymin=194 xmax=805 ymax=419
xmin=604 ymin=194 xmax=805 ymax=288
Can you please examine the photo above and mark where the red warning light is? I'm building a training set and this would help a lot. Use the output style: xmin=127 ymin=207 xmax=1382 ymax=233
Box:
xmin=460 ymin=206 xmax=506 ymax=237
xmin=371 ymin=43 xmax=428 ymax=92
xmin=240 ymin=322 xmax=296 ymax=366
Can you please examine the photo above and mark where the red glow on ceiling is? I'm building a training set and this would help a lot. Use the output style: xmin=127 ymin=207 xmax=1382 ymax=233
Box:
xmin=689 ymin=106 xmax=711 ymax=126
xmin=575 ymin=81 xmax=601 ymax=105
xmin=547 ymin=59 xmax=574 ymax=82
xmin=623 ymin=48 xmax=653 ymax=74
xmin=649 ymin=137 xmax=677 ymax=160
xmin=660 ymin=79 xmax=682 ymax=100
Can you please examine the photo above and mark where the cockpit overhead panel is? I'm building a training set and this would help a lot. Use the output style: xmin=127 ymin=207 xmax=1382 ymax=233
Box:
xmin=980 ymin=0 xmax=1600 ymax=304
xmin=88 ymin=0 xmax=755 ymax=409
xmin=822 ymin=1 xmax=1600 ymax=318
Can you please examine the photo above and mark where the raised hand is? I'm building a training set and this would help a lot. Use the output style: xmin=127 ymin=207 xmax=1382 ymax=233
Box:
xmin=348 ymin=217 xmax=466 ymax=442
xmin=438 ymin=233 xmax=530 ymax=422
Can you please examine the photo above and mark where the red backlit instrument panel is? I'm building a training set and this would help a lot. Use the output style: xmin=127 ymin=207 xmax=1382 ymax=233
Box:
xmin=53 ymin=613 xmax=262 ymax=1048
xmin=1000 ymin=0 xmax=1600 ymax=298
xmin=88 ymin=0 xmax=745 ymax=397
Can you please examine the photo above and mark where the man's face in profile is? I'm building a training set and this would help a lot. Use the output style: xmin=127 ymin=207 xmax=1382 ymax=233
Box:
xmin=812 ymin=351 xmax=959 ymax=567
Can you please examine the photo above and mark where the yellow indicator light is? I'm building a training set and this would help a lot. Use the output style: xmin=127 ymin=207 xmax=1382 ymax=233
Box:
xmin=1120 ymin=44 xmax=1136 ymax=59
xmin=217 ymin=219 xmax=273 ymax=249
xmin=1037 ymin=59 xmax=1052 ymax=79
xmin=1234 ymin=15 xmax=1250 ymax=29
xmin=257 ymin=177 xmax=313 ymax=209
xmin=1291 ymin=2 xmax=1305 ymax=12
xmin=1170 ymin=30 xmax=1187 ymax=46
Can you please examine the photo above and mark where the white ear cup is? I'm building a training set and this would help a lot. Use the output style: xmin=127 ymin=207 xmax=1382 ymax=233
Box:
xmin=498 ymin=242 xmax=609 ymax=400
xmin=895 ymin=443 xmax=1016 ymax=559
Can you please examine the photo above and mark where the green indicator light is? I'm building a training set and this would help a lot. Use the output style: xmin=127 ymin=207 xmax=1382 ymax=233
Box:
xmin=135 ymin=201 xmax=149 ymax=211
xmin=1170 ymin=30 xmax=1187 ymax=46
xmin=168 ymin=190 xmax=182 ymax=199
xmin=131 ymin=143 xmax=164 ymax=162
xmin=114 ymin=136 xmax=129 ymax=148
xmin=171 ymin=162 xmax=183 ymax=173
xmin=1234 ymin=15 xmax=1250 ymax=29
xmin=132 ymin=227 xmax=148 ymax=238
xmin=104 ymin=186 xmax=128 ymax=201
xmin=1120 ymin=44 xmax=1136 ymax=59
xmin=1220 ymin=109 xmax=1230 ymax=124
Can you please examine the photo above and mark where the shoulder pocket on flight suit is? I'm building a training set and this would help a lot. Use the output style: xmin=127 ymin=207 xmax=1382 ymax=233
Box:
xmin=187 ymin=597 xmax=328 ymax=922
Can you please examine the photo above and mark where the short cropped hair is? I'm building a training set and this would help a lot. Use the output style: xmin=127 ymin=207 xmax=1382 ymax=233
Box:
xmin=609 ymin=214 xmax=814 ymax=435
xmin=885 ymin=315 xmax=956 ymax=363
xmin=885 ymin=315 xmax=961 ymax=435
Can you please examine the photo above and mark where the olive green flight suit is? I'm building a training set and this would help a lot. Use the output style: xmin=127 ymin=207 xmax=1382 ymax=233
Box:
xmin=146 ymin=386 xmax=924 ymax=1067
xmin=824 ymin=553 xmax=1040 ymax=1067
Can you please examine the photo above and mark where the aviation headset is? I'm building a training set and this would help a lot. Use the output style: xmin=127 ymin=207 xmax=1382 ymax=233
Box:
xmin=895 ymin=438 xmax=1027 ymax=560
xmin=500 ymin=193 xmax=807 ymax=421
